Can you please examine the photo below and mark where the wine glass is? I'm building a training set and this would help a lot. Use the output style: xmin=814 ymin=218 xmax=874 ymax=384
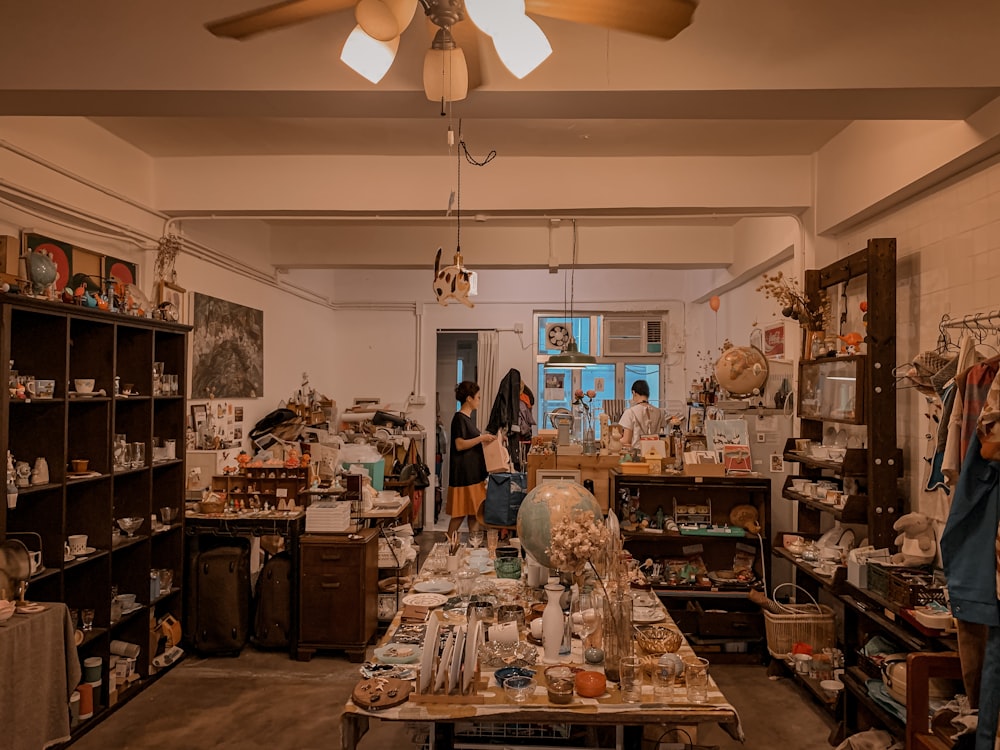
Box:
xmin=467 ymin=530 xmax=484 ymax=550
xmin=117 ymin=516 xmax=143 ymax=538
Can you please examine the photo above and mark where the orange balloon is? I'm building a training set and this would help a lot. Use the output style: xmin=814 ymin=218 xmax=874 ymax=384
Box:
xmin=709 ymin=296 xmax=721 ymax=312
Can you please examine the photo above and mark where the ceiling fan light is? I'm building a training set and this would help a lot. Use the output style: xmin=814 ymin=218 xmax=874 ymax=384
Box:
xmin=355 ymin=0 xmax=400 ymax=42
xmin=384 ymin=0 xmax=418 ymax=32
xmin=464 ymin=0 xmax=525 ymax=37
xmin=492 ymin=15 xmax=551 ymax=79
xmin=341 ymin=25 xmax=399 ymax=84
xmin=423 ymin=29 xmax=469 ymax=102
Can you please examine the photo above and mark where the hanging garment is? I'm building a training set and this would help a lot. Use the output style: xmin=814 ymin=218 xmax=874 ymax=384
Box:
xmin=486 ymin=369 xmax=523 ymax=470
xmin=943 ymin=336 xmax=981 ymax=485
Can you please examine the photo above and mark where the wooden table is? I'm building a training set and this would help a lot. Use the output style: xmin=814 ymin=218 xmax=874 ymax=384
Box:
xmin=341 ymin=557 xmax=743 ymax=750
xmin=0 ymin=602 xmax=81 ymax=750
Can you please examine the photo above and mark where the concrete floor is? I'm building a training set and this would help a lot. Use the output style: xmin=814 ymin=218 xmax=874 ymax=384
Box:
xmin=70 ymin=526 xmax=839 ymax=749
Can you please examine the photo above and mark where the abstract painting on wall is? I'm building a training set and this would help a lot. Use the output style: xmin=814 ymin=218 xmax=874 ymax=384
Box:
xmin=190 ymin=292 xmax=263 ymax=399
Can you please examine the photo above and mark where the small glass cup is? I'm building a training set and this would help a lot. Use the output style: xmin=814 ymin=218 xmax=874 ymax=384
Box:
xmin=685 ymin=656 xmax=710 ymax=703
xmin=81 ymin=608 xmax=95 ymax=631
xmin=619 ymin=655 xmax=644 ymax=703
xmin=486 ymin=529 xmax=499 ymax=556
xmin=503 ymin=675 xmax=536 ymax=703
xmin=652 ymin=655 xmax=682 ymax=700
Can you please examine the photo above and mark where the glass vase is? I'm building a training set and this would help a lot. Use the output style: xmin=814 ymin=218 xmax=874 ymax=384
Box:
xmin=602 ymin=594 xmax=633 ymax=682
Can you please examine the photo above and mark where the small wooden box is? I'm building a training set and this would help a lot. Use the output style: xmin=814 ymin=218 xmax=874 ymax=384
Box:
xmin=620 ymin=462 xmax=651 ymax=475
xmin=683 ymin=462 xmax=727 ymax=477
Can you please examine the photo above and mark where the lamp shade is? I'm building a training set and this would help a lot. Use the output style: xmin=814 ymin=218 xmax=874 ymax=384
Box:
xmin=423 ymin=32 xmax=469 ymax=102
xmin=465 ymin=0 xmax=525 ymax=37
xmin=545 ymin=340 xmax=596 ymax=369
xmin=491 ymin=14 xmax=552 ymax=79
xmin=341 ymin=25 xmax=399 ymax=83
xmin=355 ymin=0 xmax=400 ymax=41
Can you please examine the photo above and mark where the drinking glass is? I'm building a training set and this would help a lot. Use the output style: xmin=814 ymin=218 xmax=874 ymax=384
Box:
xmin=114 ymin=434 xmax=127 ymax=470
xmin=652 ymin=655 xmax=682 ymax=700
xmin=81 ymin=608 xmax=95 ymax=631
xmin=130 ymin=442 xmax=145 ymax=468
xmin=619 ymin=656 xmax=644 ymax=703
xmin=486 ymin=529 xmax=499 ymax=556
xmin=573 ymin=591 xmax=600 ymax=645
xmin=152 ymin=362 xmax=164 ymax=394
xmin=685 ymin=656 xmax=710 ymax=703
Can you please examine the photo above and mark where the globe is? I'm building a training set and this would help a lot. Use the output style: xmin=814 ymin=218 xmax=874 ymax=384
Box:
xmin=714 ymin=345 xmax=769 ymax=397
xmin=516 ymin=480 xmax=603 ymax=570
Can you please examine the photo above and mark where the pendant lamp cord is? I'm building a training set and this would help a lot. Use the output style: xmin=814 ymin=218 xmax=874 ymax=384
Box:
xmin=453 ymin=120 xmax=497 ymax=258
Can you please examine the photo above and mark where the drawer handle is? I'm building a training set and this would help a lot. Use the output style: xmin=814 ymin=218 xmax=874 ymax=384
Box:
xmin=320 ymin=555 xmax=342 ymax=562
xmin=321 ymin=582 xmax=342 ymax=589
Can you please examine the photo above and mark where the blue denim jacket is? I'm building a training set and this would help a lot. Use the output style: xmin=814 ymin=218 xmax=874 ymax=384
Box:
xmin=941 ymin=432 xmax=1000 ymax=626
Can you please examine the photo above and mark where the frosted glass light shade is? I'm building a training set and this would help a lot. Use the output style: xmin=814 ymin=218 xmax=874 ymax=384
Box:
xmin=465 ymin=0 xmax=525 ymax=37
xmin=423 ymin=45 xmax=469 ymax=102
xmin=491 ymin=15 xmax=551 ymax=78
xmin=341 ymin=25 xmax=399 ymax=84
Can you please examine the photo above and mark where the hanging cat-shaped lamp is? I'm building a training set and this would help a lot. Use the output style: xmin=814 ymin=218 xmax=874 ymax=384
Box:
xmin=432 ymin=248 xmax=477 ymax=308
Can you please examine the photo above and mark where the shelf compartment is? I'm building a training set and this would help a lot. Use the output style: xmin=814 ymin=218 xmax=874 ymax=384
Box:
xmin=840 ymin=593 xmax=927 ymax=652
xmin=842 ymin=666 xmax=905 ymax=736
xmin=772 ymin=544 xmax=845 ymax=588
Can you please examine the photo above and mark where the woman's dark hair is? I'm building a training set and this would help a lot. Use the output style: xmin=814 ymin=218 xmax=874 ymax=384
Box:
xmin=631 ymin=379 xmax=650 ymax=398
xmin=455 ymin=381 xmax=480 ymax=404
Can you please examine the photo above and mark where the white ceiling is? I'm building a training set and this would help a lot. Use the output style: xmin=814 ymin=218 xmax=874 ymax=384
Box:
xmin=2 ymin=0 xmax=1000 ymax=270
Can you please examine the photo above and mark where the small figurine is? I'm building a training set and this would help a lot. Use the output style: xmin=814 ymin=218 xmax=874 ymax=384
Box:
xmin=607 ymin=424 xmax=623 ymax=454
xmin=237 ymin=450 xmax=251 ymax=472
xmin=838 ymin=331 xmax=864 ymax=355
xmin=6 ymin=451 xmax=18 ymax=509
xmin=284 ymin=448 xmax=300 ymax=470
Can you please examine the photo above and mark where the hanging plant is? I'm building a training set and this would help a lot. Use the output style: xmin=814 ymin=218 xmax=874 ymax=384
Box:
xmin=154 ymin=234 xmax=182 ymax=283
xmin=757 ymin=271 xmax=831 ymax=331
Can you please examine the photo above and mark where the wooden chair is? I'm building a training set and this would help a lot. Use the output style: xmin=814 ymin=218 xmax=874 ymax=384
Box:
xmin=906 ymin=652 xmax=963 ymax=750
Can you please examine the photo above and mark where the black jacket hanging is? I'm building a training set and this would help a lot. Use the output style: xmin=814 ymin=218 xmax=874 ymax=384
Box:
xmin=486 ymin=368 xmax=522 ymax=470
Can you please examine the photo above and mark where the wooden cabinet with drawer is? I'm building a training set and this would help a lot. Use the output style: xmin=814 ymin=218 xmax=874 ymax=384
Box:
xmin=296 ymin=529 xmax=378 ymax=662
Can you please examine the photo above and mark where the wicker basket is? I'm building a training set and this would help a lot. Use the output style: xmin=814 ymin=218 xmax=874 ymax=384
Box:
xmin=634 ymin=625 xmax=683 ymax=656
xmin=762 ymin=584 xmax=836 ymax=659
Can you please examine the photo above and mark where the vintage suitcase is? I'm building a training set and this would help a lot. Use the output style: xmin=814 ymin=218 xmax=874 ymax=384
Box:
xmin=189 ymin=545 xmax=251 ymax=655
xmin=252 ymin=553 xmax=292 ymax=649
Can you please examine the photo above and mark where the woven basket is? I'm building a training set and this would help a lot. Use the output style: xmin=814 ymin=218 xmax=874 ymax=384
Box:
xmin=198 ymin=498 xmax=225 ymax=514
xmin=762 ymin=584 xmax=836 ymax=659
xmin=634 ymin=625 xmax=683 ymax=656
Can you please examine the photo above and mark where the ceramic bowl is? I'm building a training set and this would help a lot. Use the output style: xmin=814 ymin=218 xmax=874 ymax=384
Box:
xmin=574 ymin=670 xmax=607 ymax=698
xmin=495 ymin=666 xmax=534 ymax=686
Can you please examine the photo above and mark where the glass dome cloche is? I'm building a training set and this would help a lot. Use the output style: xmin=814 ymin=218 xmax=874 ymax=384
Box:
xmin=714 ymin=339 xmax=769 ymax=398
xmin=516 ymin=480 xmax=604 ymax=571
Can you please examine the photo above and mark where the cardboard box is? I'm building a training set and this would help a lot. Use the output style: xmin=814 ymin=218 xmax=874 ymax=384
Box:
xmin=683 ymin=462 xmax=727 ymax=477
xmin=620 ymin=462 xmax=651 ymax=475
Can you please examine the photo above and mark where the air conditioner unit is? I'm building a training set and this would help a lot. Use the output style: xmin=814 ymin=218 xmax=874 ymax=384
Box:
xmin=602 ymin=316 xmax=662 ymax=357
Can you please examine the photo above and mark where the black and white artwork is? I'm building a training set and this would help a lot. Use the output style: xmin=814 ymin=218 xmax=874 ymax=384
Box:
xmin=191 ymin=292 xmax=263 ymax=399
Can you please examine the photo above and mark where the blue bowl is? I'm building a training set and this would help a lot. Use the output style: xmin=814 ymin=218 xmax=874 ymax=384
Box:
xmin=494 ymin=666 xmax=535 ymax=686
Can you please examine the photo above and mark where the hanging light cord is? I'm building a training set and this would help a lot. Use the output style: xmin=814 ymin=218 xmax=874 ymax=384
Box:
xmin=453 ymin=119 xmax=497 ymax=257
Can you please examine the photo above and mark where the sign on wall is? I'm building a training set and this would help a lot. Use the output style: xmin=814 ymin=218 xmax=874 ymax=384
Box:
xmin=190 ymin=292 xmax=264 ymax=399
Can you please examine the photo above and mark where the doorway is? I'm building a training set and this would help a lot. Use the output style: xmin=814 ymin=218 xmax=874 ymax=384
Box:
xmin=434 ymin=332 xmax=479 ymax=532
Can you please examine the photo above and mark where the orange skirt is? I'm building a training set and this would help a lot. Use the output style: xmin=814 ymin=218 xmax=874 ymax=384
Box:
xmin=447 ymin=481 xmax=486 ymax=518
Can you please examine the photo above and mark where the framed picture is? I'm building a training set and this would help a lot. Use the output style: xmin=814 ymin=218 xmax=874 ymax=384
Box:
xmin=705 ymin=419 xmax=750 ymax=452
xmin=763 ymin=322 xmax=786 ymax=359
xmin=190 ymin=292 xmax=264 ymax=399
xmin=770 ymin=453 xmax=785 ymax=473
xmin=22 ymin=232 xmax=73 ymax=292
xmin=191 ymin=403 xmax=208 ymax=433
xmin=158 ymin=280 xmax=187 ymax=324
xmin=104 ymin=255 xmax=137 ymax=287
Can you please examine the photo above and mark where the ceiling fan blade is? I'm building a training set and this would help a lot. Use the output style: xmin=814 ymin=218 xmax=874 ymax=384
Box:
xmin=450 ymin=18 xmax=482 ymax=93
xmin=525 ymin=0 xmax=697 ymax=40
xmin=205 ymin=0 xmax=357 ymax=40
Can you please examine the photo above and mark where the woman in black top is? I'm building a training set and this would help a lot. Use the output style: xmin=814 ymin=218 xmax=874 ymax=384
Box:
xmin=448 ymin=381 xmax=496 ymax=537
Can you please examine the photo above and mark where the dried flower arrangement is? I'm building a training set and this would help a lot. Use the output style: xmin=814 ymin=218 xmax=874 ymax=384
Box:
xmin=546 ymin=510 xmax=610 ymax=573
xmin=757 ymin=271 xmax=831 ymax=331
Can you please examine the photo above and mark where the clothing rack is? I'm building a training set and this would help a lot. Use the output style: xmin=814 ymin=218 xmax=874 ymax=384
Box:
xmin=940 ymin=310 xmax=1000 ymax=332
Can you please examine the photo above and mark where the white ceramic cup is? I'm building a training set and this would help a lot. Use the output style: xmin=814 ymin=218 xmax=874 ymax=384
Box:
xmin=28 ymin=550 xmax=42 ymax=573
xmin=68 ymin=534 xmax=88 ymax=554
xmin=529 ymin=617 xmax=544 ymax=640
xmin=74 ymin=379 xmax=95 ymax=394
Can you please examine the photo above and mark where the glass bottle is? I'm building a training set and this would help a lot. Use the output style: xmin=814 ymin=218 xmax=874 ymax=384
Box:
xmin=602 ymin=594 xmax=633 ymax=682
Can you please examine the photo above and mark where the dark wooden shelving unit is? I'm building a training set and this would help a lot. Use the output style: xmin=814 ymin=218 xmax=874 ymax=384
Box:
xmin=0 ymin=294 xmax=189 ymax=742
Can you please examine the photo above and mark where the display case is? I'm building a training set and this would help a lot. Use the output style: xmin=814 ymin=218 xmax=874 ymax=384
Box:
xmin=797 ymin=356 xmax=865 ymax=424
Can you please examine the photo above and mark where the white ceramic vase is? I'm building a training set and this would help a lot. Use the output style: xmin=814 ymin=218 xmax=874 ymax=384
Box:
xmin=542 ymin=580 xmax=566 ymax=663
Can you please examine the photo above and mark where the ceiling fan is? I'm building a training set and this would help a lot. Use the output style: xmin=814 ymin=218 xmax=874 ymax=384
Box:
xmin=205 ymin=0 xmax=698 ymax=104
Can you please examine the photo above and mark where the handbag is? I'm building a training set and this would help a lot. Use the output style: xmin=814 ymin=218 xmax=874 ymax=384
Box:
xmin=399 ymin=441 xmax=431 ymax=489
xmin=483 ymin=472 xmax=527 ymax=526
xmin=483 ymin=427 xmax=512 ymax=473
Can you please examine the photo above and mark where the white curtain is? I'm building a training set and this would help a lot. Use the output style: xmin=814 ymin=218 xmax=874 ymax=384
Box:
xmin=477 ymin=330 xmax=500 ymax=432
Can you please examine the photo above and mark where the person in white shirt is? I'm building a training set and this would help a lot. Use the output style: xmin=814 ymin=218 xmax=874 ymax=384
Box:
xmin=619 ymin=379 xmax=664 ymax=450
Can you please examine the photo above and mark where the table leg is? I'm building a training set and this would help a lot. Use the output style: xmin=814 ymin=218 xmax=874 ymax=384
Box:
xmin=341 ymin=714 xmax=369 ymax=750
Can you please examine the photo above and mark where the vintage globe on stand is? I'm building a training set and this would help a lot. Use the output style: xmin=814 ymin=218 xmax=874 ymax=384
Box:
xmin=714 ymin=345 xmax=769 ymax=398
xmin=516 ymin=480 xmax=603 ymax=570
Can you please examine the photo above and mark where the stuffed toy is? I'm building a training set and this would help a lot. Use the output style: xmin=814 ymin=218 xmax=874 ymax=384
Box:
xmin=890 ymin=512 xmax=937 ymax=566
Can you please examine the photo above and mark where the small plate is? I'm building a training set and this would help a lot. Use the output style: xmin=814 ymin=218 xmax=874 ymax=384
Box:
xmin=16 ymin=603 xmax=46 ymax=614
xmin=374 ymin=644 xmax=421 ymax=664
xmin=413 ymin=579 xmax=454 ymax=594
xmin=120 ymin=603 xmax=143 ymax=616
xmin=68 ymin=391 xmax=98 ymax=398
xmin=64 ymin=553 xmax=76 ymax=562
xmin=632 ymin=607 xmax=666 ymax=624
xmin=71 ymin=546 xmax=97 ymax=556
xmin=401 ymin=592 xmax=448 ymax=608
xmin=67 ymin=471 xmax=101 ymax=479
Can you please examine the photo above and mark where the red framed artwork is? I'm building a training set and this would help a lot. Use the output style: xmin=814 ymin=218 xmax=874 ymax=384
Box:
xmin=763 ymin=322 xmax=786 ymax=359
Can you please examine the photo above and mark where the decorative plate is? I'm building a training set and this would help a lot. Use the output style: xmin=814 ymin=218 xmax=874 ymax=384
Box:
xmin=401 ymin=592 xmax=448 ymax=608
xmin=632 ymin=606 xmax=666 ymax=624
xmin=413 ymin=578 xmax=454 ymax=594
xmin=373 ymin=644 xmax=421 ymax=664
xmin=71 ymin=547 xmax=97 ymax=556
xmin=351 ymin=676 xmax=411 ymax=711
xmin=15 ymin=602 xmax=46 ymax=614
